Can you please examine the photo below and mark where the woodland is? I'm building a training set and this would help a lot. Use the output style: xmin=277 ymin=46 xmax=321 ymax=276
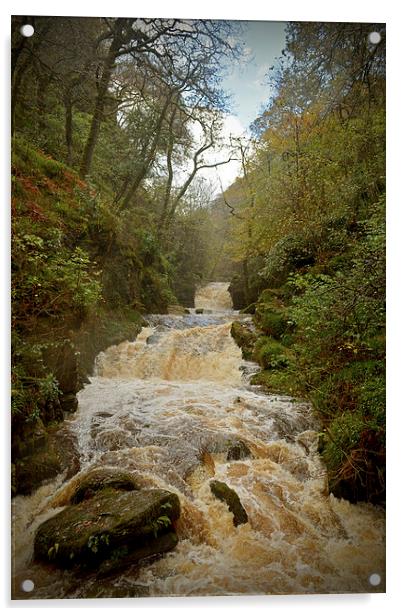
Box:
xmin=11 ymin=17 xmax=385 ymax=505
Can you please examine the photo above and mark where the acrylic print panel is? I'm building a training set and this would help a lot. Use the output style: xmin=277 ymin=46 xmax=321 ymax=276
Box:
xmin=11 ymin=15 xmax=386 ymax=599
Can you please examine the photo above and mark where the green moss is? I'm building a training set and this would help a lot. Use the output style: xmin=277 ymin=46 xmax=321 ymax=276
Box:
xmin=34 ymin=488 xmax=180 ymax=568
xmin=230 ymin=320 xmax=257 ymax=360
xmin=71 ymin=468 xmax=140 ymax=504
xmin=253 ymin=289 xmax=290 ymax=339
xmin=320 ymin=411 xmax=385 ymax=503
xmin=12 ymin=136 xmax=67 ymax=179
xmin=252 ymin=336 xmax=292 ymax=370
xmin=313 ymin=360 xmax=385 ymax=503
xmin=257 ymin=288 xmax=285 ymax=306
xmin=321 ymin=412 xmax=367 ymax=469
xmin=254 ymin=308 xmax=289 ymax=339
xmin=312 ymin=360 xmax=384 ymax=420
xmin=14 ymin=447 xmax=62 ymax=495
xmin=251 ymin=369 xmax=300 ymax=396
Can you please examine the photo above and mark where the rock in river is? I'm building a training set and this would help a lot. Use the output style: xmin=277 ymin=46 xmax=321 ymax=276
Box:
xmin=210 ymin=480 xmax=248 ymax=527
xmin=70 ymin=467 xmax=140 ymax=504
xmin=34 ymin=488 xmax=180 ymax=569
xmin=226 ymin=440 xmax=252 ymax=461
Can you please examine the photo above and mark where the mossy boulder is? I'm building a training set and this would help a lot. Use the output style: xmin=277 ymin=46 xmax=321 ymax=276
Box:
xmin=254 ymin=307 xmax=289 ymax=339
xmin=230 ymin=320 xmax=257 ymax=360
xmin=14 ymin=447 xmax=63 ymax=495
xmin=34 ymin=488 xmax=180 ymax=569
xmin=210 ymin=480 xmax=248 ymax=526
xmin=80 ymin=580 xmax=150 ymax=598
xmin=11 ymin=418 xmax=48 ymax=459
xmin=70 ymin=468 xmax=140 ymax=504
xmin=253 ymin=288 xmax=290 ymax=339
xmin=13 ymin=425 xmax=79 ymax=496
xmin=252 ymin=336 xmax=292 ymax=370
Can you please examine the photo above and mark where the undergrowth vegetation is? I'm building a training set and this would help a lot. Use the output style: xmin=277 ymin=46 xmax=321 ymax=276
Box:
xmin=228 ymin=23 xmax=385 ymax=504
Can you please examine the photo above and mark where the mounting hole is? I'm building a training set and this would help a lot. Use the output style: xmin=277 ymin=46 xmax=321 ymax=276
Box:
xmin=369 ymin=573 xmax=381 ymax=586
xmin=368 ymin=31 xmax=381 ymax=45
xmin=20 ymin=24 xmax=34 ymax=38
xmin=21 ymin=579 xmax=35 ymax=592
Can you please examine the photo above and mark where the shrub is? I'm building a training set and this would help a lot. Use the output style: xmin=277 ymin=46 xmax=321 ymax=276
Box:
xmin=312 ymin=360 xmax=384 ymax=419
xmin=255 ymin=308 xmax=289 ymax=339
xmin=253 ymin=337 xmax=292 ymax=370
xmin=251 ymin=368 xmax=300 ymax=396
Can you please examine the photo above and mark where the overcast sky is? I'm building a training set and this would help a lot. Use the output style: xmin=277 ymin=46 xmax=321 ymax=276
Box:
xmin=198 ymin=20 xmax=287 ymax=194
xmin=223 ymin=20 xmax=287 ymax=128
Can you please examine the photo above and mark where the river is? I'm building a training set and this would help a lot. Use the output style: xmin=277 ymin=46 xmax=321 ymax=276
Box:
xmin=11 ymin=282 xmax=385 ymax=598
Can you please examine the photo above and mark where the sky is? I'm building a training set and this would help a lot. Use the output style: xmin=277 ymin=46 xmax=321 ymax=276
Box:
xmin=198 ymin=20 xmax=287 ymax=193
xmin=222 ymin=20 xmax=287 ymax=128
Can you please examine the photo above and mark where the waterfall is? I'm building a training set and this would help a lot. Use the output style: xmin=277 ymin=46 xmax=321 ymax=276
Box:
xmin=11 ymin=283 xmax=385 ymax=598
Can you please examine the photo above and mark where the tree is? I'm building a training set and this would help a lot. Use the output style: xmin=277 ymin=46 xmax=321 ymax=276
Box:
xmin=79 ymin=18 xmax=241 ymax=179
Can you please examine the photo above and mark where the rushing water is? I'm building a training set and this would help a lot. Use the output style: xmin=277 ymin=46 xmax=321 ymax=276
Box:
xmin=12 ymin=282 xmax=385 ymax=598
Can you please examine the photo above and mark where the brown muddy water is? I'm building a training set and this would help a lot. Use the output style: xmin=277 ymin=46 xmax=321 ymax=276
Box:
xmin=11 ymin=282 xmax=385 ymax=599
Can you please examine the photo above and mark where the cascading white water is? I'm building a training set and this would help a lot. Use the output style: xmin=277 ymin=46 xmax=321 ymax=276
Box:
xmin=194 ymin=282 xmax=233 ymax=312
xmin=11 ymin=282 xmax=385 ymax=599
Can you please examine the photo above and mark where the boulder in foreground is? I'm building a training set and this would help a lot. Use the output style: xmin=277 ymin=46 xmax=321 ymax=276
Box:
xmin=34 ymin=488 xmax=180 ymax=569
xmin=70 ymin=467 xmax=139 ymax=504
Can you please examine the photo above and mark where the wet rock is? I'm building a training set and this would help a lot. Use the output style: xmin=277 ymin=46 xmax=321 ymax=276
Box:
xmin=96 ymin=531 xmax=178 ymax=577
xmin=60 ymin=393 xmax=78 ymax=414
xmin=42 ymin=397 xmax=64 ymax=424
xmin=14 ymin=447 xmax=62 ymax=495
xmin=201 ymin=434 xmax=252 ymax=462
xmin=230 ymin=321 xmax=257 ymax=360
xmin=44 ymin=340 xmax=79 ymax=395
xmin=12 ymin=418 xmax=48 ymax=459
xmin=167 ymin=304 xmax=187 ymax=315
xmin=80 ymin=580 xmax=150 ymax=598
xmin=227 ymin=440 xmax=252 ymax=461
xmin=34 ymin=488 xmax=180 ymax=569
xmin=14 ymin=426 xmax=80 ymax=495
xmin=210 ymin=480 xmax=248 ymax=526
xmin=146 ymin=333 xmax=163 ymax=345
xmin=71 ymin=468 xmax=140 ymax=504
xmin=228 ymin=276 xmax=247 ymax=310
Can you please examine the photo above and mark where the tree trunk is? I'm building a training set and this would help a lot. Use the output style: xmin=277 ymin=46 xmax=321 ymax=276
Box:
xmin=159 ymin=107 xmax=177 ymax=227
xmin=11 ymin=65 xmax=26 ymax=136
xmin=120 ymin=95 xmax=172 ymax=210
xmin=79 ymin=46 xmax=117 ymax=179
xmin=37 ymin=75 xmax=50 ymax=137
xmin=64 ymin=94 xmax=73 ymax=166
